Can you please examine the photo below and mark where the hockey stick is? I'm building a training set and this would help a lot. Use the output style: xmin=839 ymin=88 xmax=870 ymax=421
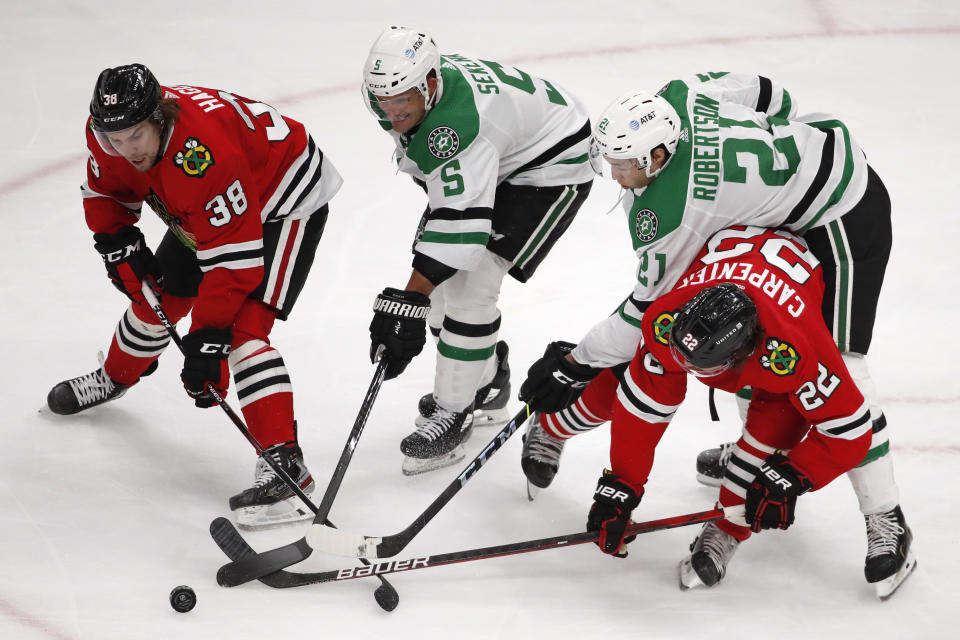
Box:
xmin=215 ymin=350 xmax=387 ymax=586
xmin=215 ymin=404 xmax=532 ymax=584
xmin=140 ymin=281 xmax=398 ymax=605
xmin=212 ymin=508 xmax=724 ymax=589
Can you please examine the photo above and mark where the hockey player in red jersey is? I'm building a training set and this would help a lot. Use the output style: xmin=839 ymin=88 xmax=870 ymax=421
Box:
xmin=47 ymin=64 xmax=342 ymax=529
xmin=525 ymin=226 xmax=896 ymax=590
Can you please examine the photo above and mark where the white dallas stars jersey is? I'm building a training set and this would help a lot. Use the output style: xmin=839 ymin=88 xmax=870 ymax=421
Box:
xmin=374 ymin=54 xmax=594 ymax=272
xmin=574 ymin=72 xmax=870 ymax=368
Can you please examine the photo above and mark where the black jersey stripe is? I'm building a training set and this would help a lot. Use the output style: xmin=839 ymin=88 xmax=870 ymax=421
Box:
xmin=441 ymin=315 xmax=501 ymax=338
xmin=784 ymin=128 xmax=835 ymax=226
xmin=756 ymin=76 xmax=773 ymax=113
xmin=286 ymin=146 xmax=325 ymax=215
xmin=197 ymin=248 xmax=264 ymax=270
xmin=619 ymin=375 xmax=675 ymax=419
xmin=823 ymin=409 xmax=871 ymax=436
xmin=510 ymin=119 xmax=591 ymax=177
xmin=263 ymin=137 xmax=318 ymax=221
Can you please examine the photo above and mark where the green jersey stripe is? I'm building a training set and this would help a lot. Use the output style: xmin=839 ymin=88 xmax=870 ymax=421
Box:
xmin=419 ymin=231 xmax=490 ymax=245
xmin=437 ymin=341 xmax=497 ymax=362
xmin=775 ymin=91 xmax=793 ymax=119
xmin=801 ymin=119 xmax=856 ymax=231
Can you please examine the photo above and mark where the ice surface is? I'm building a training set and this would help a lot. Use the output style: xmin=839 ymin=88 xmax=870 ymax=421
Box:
xmin=1 ymin=1 xmax=956 ymax=638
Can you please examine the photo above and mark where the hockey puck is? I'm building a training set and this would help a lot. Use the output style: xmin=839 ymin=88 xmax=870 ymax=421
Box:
xmin=169 ymin=585 xmax=197 ymax=613
xmin=374 ymin=585 xmax=399 ymax=612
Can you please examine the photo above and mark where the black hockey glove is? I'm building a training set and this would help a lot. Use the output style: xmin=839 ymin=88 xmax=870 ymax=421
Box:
xmin=745 ymin=453 xmax=813 ymax=533
xmin=180 ymin=327 xmax=232 ymax=408
xmin=93 ymin=226 xmax=163 ymax=303
xmin=586 ymin=471 xmax=643 ymax=558
xmin=519 ymin=341 xmax=601 ymax=414
xmin=369 ymin=287 xmax=431 ymax=380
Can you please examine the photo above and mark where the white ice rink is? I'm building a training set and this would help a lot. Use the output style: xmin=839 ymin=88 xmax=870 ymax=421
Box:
xmin=2 ymin=1 xmax=957 ymax=638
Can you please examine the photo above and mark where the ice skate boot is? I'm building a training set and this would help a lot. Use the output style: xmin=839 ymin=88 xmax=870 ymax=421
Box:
xmin=46 ymin=353 xmax=156 ymax=415
xmin=695 ymin=441 xmax=736 ymax=487
xmin=402 ymin=403 xmax=474 ymax=476
xmin=864 ymin=505 xmax=917 ymax=599
xmin=520 ymin=413 xmax=566 ymax=500
xmin=417 ymin=341 xmax=512 ymax=429
xmin=678 ymin=521 xmax=740 ymax=590
xmin=229 ymin=441 xmax=315 ymax=530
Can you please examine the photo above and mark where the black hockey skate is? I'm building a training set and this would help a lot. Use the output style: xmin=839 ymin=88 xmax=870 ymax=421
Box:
xmin=229 ymin=441 xmax=315 ymax=530
xmin=401 ymin=404 xmax=474 ymax=476
xmin=46 ymin=354 xmax=156 ymax=415
xmin=864 ymin=505 xmax=917 ymax=599
xmin=417 ymin=340 xmax=512 ymax=429
xmin=678 ymin=520 xmax=740 ymax=590
xmin=521 ymin=413 xmax=566 ymax=500
xmin=695 ymin=441 xmax=736 ymax=487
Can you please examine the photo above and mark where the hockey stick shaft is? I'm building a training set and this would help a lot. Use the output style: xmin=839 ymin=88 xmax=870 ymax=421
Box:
xmin=314 ymin=352 xmax=387 ymax=523
xmin=263 ymin=508 xmax=725 ymax=588
xmin=140 ymin=281 xmax=396 ymax=594
xmin=306 ymin=404 xmax=532 ymax=559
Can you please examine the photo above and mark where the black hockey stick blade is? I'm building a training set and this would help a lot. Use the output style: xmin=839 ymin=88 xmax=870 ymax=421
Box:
xmin=264 ymin=508 xmax=725 ymax=588
xmin=305 ymin=405 xmax=532 ymax=559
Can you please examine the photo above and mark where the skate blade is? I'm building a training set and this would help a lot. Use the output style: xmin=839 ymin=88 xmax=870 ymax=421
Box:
xmin=526 ymin=479 xmax=540 ymax=502
xmin=678 ymin=557 xmax=705 ymax=591
xmin=876 ymin=551 xmax=917 ymax=600
xmin=695 ymin=472 xmax=723 ymax=488
xmin=402 ymin=446 xmax=466 ymax=476
xmin=473 ymin=406 xmax=512 ymax=429
xmin=235 ymin=493 xmax=314 ymax=531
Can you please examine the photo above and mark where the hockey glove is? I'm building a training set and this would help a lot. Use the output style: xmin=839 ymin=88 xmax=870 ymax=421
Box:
xmin=93 ymin=226 xmax=163 ymax=303
xmin=369 ymin=287 xmax=431 ymax=380
xmin=586 ymin=471 xmax=643 ymax=557
xmin=180 ymin=327 xmax=232 ymax=408
xmin=745 ymin=453 xmax=813 ymax=532
xmin=519 ymin=341 xmax=601 ymax=414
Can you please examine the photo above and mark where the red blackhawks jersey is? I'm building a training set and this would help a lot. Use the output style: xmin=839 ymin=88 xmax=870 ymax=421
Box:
xmin=81 ymin=84 xmax=341 ymax=330
xmin=622 ymin=226 xmax=871 ymax=489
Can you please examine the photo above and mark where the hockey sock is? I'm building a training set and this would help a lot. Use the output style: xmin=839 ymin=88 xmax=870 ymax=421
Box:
xmin=230 ymin=340 xmax=295 ymax=447
xmin=104 ymin=297 xmax=191 ymax=385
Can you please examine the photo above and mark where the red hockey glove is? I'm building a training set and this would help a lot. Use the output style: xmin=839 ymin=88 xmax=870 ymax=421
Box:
xmin=745 ymin=453 xmax=814 ymax=532
xmin=93 ymin=226 xmax=163 ymax=303
xmin=180 ymin=327 xmax=232 ymax=408
xmin=586 ymin=471 xmax=643 ymax=557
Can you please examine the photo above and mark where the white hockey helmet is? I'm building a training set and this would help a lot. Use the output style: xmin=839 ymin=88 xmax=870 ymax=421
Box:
xmin=362 ymin=26 xmax=443 ymax=117
xmin=590 ymin=91 xmax=682 ymax=179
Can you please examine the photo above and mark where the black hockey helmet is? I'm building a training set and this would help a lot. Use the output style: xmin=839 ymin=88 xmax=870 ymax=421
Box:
xmin=669 ymin=283 xmax=761 ymax=377
xmin=89 ymin=63 xmax=161 ymax=133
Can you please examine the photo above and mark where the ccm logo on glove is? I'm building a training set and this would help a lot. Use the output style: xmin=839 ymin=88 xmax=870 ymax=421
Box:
xmin=372 ymin=298 xmax=430 ymax=319
xmin=100 ymin=238 xmax=143 ymax=263
xmin=199 ymin=343 xmax=231 ymax=356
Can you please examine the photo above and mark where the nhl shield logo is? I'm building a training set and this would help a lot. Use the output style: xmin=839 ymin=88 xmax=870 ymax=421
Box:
xmin=174 ymin=137 xmax=214 ymax=178
xmin=635 ymin=209 xmax=659 ymax=242
xmin=427 ymin=126 xmax=460 ymax=159
xmin=759 ymin=337 xmax=800 ymax=376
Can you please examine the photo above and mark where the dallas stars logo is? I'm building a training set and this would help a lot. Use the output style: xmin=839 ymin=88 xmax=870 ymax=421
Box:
xmin=652 ymin=312 xmax=674 ymax=345
xmin=174 ymin=137 xmax=214 ymax=178
xmin=759 ymin=337 xmax=800 ymax=376
xmin=635 ymin=208 xmax=659 ymax=242
xmin=427 ymin=126 xmax=459 ymax=159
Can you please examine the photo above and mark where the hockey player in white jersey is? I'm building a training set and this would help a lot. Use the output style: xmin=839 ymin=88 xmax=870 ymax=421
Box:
xmin=518 ymin=72 xmax=913 ymax=598
xmin=362 ymin=27 xmax=594 ymax=474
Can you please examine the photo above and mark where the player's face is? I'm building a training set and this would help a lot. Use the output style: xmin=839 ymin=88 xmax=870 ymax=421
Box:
xmin=104 ymin=121 xmax=162 ymax=172
xmin=605 ymin=156 xmax=653 ymax=190
xmin=374 ymin=88 xmax=427 ymax=134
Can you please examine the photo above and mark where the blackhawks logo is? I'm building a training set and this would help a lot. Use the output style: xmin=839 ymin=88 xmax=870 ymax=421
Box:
xmin=144 ymin=189 xmax=196 ymax=251
xmin=652 ymin=312 xmax=675 ymax=345
xmin=635 ymin=208 xmax=659 ymax=242
xmin=427 ymin=126 xmax=459 ymax=159
xmin=174 ymin=137 xmax=214 ymax=177
xmin=759 ymin=337 xmax=800 ymax=376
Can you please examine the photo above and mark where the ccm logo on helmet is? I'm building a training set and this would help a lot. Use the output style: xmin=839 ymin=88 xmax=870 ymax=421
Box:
xmin=595 ymin=485 xmax=632 ymax=503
